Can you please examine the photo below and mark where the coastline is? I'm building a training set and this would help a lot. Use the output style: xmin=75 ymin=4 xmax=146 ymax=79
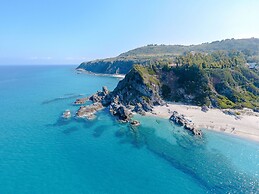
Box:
xmin=146 ymin=103 xmax=259 ymax=142
xmin=76 ymin=68 xmax=125 ymax=78
xmin=74 ymin=71 xmax=259 ymax=142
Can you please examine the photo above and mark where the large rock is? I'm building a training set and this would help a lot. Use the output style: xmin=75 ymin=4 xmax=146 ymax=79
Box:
xmin=141 ymin=101 xmax=153 ymax=112
xmin=89 ymin=86 xmax=110 ymax=103
xmin=170 ymin=111 xmax=202 ymax=137
xmin=102 ymin=86 xmax=109 ymax=95
xmin=133 ymin=103 xmax=146 ymax=115
xmin=111 ymin=66 xmax=163 ymax=108
xmin=76 ymin=102 xmax=103 ymax=120
xmin=89 ymin=94 xmax=102 ymax=103
xmin=109 ymin=103 xmax=133 ymax=122
xmin=130 ymin=120 xmax=141 ymax=126
xmin=201 ymin=105 xmax=209 ymax=112
xmin=74 ymin=97 xmax=89 ymax=105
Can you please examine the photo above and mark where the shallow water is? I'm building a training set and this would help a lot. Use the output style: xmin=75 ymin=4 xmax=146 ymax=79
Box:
xmin=0 ymin=65 xmax=258 ymax=194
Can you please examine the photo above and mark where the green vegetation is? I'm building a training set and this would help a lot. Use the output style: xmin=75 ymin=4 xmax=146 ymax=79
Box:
xmin=133 ymin=65 xmax=160 ymax=87
xmin=131 ymin=54 xmax=259 ymax=109
xmin=119 ymin=38 xmax=259 ymax=62
xmin=172 ymin=65 xmax=210 ymax=106
xmin=216 ymin=96 xmax=236 ymax=109
xmin=157 ymin=51 xmax=259 ymax=108
xmin=78 ymin=38 xmax=259 ymax=109
xmin=175 ymin=51 xmax=246 ymax=69
xmin=77 ymin=38 xmax=259 ymax=75
xmin=207 ymin=67 xmax=259 ymax=109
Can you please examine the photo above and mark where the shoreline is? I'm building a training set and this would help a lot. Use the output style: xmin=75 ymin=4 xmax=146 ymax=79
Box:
xmin=146 ymin=103 xmax=259 ymax=143
xmin=76 ymin=68 xmax=125 ymax=78
xmin=73 ymin=71 xmax=259 ymax=143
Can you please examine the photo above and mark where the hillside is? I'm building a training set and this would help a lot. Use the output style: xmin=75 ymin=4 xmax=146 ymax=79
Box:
xmin=109 ymin=52 xmax=259 ymax=110
xmin=77 ymin=38 xmax=259 ymax=74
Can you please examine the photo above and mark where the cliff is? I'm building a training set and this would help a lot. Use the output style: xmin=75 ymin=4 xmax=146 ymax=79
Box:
xmin=111 ymin=65 xmax=164 ymax=107
xmin=77 ymin=59 xmax=137 ymax=74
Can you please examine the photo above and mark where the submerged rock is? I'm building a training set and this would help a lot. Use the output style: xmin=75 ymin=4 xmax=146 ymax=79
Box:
xmin=130 ymin=120 xmax=141 ymax=126
xmin=74 ymin=97 xmax=89 ymax=105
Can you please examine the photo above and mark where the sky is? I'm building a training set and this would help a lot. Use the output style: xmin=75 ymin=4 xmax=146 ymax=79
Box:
xmin=0 ymin=0 xmax=258 ymax=65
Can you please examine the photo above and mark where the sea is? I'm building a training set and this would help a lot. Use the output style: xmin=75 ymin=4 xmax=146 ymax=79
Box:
xmin=0 ymin=65 xmax=258 ymax=194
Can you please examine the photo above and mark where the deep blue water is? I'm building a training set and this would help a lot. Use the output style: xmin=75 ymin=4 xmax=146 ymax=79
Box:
xmin=0 ymin=65 xmax=258 ymax=194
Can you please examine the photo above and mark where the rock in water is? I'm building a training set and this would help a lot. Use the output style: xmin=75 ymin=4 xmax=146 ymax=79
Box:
xmin=170 ymin=111 xmax=202 ymax=137
xmin=76 ymin=103 xmax=103 ymax=120
xmin=74 ymin=97 xmax=89 ymax=105
xmin=109 ymin=103 xmax=133 ymax=122
xmin=62 ymin=110 xmax=71 ymax=119
xmin=89 ymin=86 xmax=110 ymax=103
xmin=102 ymin=86 xmax=109 ymax=95
xmin=130 ymin=120 xmax=141 ymax=126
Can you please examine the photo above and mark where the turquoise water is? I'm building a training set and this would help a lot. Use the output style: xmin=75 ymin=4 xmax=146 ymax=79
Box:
xmin=0 ymin=65 xmax=258 ymax=194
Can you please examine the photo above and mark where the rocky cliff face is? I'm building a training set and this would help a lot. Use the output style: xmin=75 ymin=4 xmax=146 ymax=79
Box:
xmin=75 ymin=65 xmax=166 ymax=121
xmin=107 ymin=65 xmax=164 ymax=114
xmin=77 ymin=59 xmax=138 ymax=74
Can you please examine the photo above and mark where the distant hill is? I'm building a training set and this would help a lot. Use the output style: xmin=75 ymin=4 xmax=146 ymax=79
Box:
xmin=119 ymin=38 xmax=259 ymax=58
xmin=77 ymin=38 xmax=259 ymax=74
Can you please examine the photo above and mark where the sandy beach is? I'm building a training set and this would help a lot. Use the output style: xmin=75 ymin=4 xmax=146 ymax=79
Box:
xmin=76 ymin=68 xmax=125 ymax=78
xmin=147 ymin=103 xmax=259 ymax=142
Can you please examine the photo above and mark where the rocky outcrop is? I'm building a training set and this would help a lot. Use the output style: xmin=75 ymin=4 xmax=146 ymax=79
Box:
xmin=71 ymin=80 xmax=202 ymax=137
xmin=89 ymin=86 xmax=110 ymax=103
xmin=110 ymin=66 xmax=164 ymax=112
xmin=75 ymin=66 xmax=166 ymax=122
xmin=76 ymin=102 xmax=103 ymax=120
xmin=73 ymin=86 xmax=132 ymax=122
xmin=109 ymin=103 xmax=133 ymax=122
xmin=169 ymin=111 xmax=202 ymax=136
xmin=97 ymin=66 xmax=166 ymax=121
xmin=201 ymin=105 xmax=209 ymax=112
xmin=73 ymin=65 xmax=204 ymax=138
xmin=74 ymin=87 xmax=110 ymax=119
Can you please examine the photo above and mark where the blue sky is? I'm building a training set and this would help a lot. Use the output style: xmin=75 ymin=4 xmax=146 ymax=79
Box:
xmin=0 ymin=0 xmax=258 ymax=65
